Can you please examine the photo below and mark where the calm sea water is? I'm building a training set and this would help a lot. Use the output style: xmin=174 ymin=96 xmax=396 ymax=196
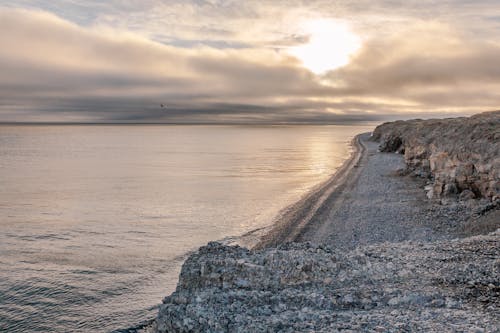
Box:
xmin=0 ymin=124 xmax=373 ymax=332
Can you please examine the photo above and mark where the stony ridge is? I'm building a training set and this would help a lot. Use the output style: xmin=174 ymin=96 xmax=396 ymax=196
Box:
xmin=154 ymin=231 xmax=499 ymax=332
xmin=372 ymin=111 xmax=500 ymax=201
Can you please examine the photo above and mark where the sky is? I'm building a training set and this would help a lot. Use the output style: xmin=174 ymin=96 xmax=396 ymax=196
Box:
xmin=1 ymin=0 xmax=500 ymax=123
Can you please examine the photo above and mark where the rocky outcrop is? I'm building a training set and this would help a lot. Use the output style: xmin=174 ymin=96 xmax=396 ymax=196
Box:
xmin=154 ymin=233 xmax=499 ymax=332
xmin=372 ymin=111 xmax=500 ymax=201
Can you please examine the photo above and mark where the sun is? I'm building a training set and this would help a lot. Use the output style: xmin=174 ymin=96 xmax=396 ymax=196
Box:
xmin=289 ymin=19 xmax=361 ymax=74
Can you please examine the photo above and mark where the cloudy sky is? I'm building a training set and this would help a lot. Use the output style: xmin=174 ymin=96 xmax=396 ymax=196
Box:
xmin=1 ymin=1 xmax=499 ymax=123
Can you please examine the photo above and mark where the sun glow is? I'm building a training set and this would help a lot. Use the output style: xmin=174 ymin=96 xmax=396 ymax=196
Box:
xmin=289 ymin=19 xmax=361 ymax=74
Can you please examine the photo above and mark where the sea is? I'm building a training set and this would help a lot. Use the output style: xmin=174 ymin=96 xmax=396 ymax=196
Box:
xmin=0 ymin=124 xmax=374 ymax=332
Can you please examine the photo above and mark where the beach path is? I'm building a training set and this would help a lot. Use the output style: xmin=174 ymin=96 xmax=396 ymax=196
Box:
xmin=296 ymin=133 xmax=448 ymax=248
xmin=257 ymin=133 xmax=450 ymax=250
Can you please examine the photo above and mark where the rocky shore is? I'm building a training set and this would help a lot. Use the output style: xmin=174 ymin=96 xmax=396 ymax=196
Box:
xmin=147 ymin=112 xmax=499 ymax=332
xmin=155 ymin=233 xmax=499 ymax=332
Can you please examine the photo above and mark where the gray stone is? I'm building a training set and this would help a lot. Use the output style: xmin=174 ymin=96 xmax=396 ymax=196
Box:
xmin=153 ymin=231 xmax=500 ymax=332
xmin=459 ymin=189 xmax=476 ymax=201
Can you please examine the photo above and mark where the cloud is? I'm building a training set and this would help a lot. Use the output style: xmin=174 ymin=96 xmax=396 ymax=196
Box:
xmin=328 ymin=22 xmax=500 ymax=108
xmin=0 ymin=4 xmax=499 ymax=123
xmin=0 ymin=8 xmax=332 ymax=122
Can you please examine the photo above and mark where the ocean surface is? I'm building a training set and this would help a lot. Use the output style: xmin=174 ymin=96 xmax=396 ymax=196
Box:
xmin=0 ymin=124 xmax=373 ymax=332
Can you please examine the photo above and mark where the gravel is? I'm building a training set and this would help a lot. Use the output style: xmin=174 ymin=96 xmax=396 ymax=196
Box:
xmin=297 ymin=134 xmax=446 ymax=248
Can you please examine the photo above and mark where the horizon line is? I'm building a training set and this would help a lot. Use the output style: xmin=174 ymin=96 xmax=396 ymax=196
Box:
xmin=0 ymin=120 xmax=382 ymax=126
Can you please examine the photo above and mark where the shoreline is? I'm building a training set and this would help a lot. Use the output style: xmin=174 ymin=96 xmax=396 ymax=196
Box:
xmin=149 ymin=112 xmax=499 ymax=332
xmin=133 ymin=133 xmax=368 ymax=332
xmin=253 ymin=132 xmax=368 ymax=249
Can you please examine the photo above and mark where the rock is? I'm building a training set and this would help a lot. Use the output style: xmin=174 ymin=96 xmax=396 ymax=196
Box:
xmin=443 ymin=183 xmax=458 ymax=197
xmin=372 ymin=111 xmax=500 ymax=202
xmin=425 ymin=185 xmax=435 ymax=199
xmin=153 ymin=232 xmax=500 ymax=332
xmin=379 ymin=134 xmax=403 ymax=152
xmin=429 ymin=298 xmax=445 ymax=308
xmin=459 ymin=189 xmax=476 ymax=201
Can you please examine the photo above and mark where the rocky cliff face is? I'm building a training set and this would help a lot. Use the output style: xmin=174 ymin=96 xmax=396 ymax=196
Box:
xmin=372 ymin=111 xmax=500 ymax=201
